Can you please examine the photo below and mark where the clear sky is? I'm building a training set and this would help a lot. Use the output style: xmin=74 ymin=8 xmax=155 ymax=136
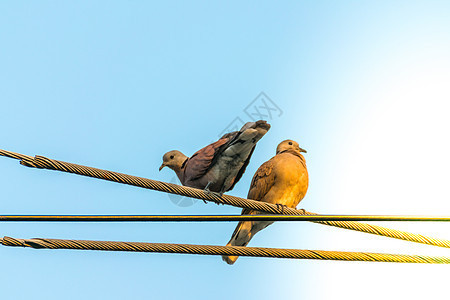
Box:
xmin=1 ymin=1 xmax=450 ymax=299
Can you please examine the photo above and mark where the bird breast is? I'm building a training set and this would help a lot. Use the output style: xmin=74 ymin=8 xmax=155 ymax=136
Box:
xmin=265 ymin=153 xmax=308 ymax=208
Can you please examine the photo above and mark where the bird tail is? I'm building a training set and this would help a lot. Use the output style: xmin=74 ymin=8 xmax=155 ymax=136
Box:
xmin=222 ymin=220 xmax=254 ymax=265
xmin=222 ymin=210 xmax=274 ymax=265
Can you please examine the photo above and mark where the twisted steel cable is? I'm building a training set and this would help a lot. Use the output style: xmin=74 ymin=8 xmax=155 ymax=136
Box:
xmin=1 ymin=149 xmax=450 ymax=249
xmin=1 ymin=236 xmax=449 ymax=264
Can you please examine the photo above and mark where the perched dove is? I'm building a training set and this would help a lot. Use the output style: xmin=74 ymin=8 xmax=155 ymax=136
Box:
xmin=159 ymin=120 xmax=271 ymax=195
xmin=222 ymin=139 xmax=308 ymax=265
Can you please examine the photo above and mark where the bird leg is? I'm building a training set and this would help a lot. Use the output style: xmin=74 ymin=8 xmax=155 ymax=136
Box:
xmin=203 ymin=182 xmax=225 ymax=204
xmin=203 ymin=182 xmax=222 ymax=203
xmin=201 ymin=182 xmax=214 ymax=203
xmin=217 ymin=185 xmax=226 ymax=198
xmin=203 ymin=181 xmax=214 ymax=194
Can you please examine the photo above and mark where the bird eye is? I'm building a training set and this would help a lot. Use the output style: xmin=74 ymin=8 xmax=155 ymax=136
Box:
xmin=288 ymin=141 xmax=293 ymax=145
xmin=170 ymin=155 xmax=174 ymax=159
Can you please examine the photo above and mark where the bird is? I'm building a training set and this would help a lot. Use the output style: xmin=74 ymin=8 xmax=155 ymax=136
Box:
xmin=159 ymin=120 xmax=271 ymax=196
xmin=222 ymin=139 xmax=309 ymax=265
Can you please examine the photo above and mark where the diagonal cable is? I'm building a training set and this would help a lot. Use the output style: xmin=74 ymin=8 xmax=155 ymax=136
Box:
xmin=1 ymin=148 xmax=450 ymax=248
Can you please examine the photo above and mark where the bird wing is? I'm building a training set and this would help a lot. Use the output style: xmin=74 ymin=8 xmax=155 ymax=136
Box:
xmin=219 ymin=120 xmax=270 ymax=191
xmin=247 ymin=157 xmax=275 ymax=202
xmin=184 ymin=120 xmax=270 ymax=186
xmin=225 ymin=145 xmax=256 ymax=192
xmin=183 ymin=137 xmax=230 ymax=181
xmin=231 ymin=157 xmax=276 ymax=219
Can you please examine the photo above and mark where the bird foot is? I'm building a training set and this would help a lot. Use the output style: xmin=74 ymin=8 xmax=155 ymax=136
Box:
xmin=276 ymin=203 xmax=289 ymax=214
xmin=202 ymin=182 xmax=224 ymax=204
xmin=203 ymin=187 xmax=222 ymax=197
xmin=214 ymin=188 xmax=226 ymax=205
xmin=202 ymin=182 xmax=213 ymax=203
xmin=201 ymin=187 xmax=210 ymax=204
xmin=203 ymin=181 xmax=213 ymax=193
xmin=215 ymin=191 xmax=225 ymax=205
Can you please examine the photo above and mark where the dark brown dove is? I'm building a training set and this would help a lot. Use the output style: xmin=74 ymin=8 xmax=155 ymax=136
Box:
xmin=222 ymin=139 xmax=308 ymax=264
xmin=159 ymin=120 xmax=271 ymax=195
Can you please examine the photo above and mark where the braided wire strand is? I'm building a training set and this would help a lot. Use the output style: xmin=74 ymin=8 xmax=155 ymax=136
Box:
xmin=0 ymin=149 xmax=33 ymax=161
xmin=1 ymin=236 xmax=449 ymax=264
xmin=2 ymin=149 xmax=450 ymax=248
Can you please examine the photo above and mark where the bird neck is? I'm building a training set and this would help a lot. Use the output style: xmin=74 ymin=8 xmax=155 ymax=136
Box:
xmin=174 ymin=158 xmax=189 ymax=182
xmin=279 ymin=149 xmax=306 ymax=163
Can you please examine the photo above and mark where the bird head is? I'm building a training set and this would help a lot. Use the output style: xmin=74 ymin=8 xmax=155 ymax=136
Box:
xmin=159 ymin=150 xmax=188 ymax=171
xmin=276 ymin=139 xmax=307 ymax=155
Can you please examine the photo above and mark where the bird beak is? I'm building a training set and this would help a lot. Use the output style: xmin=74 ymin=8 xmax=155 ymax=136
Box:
xmin=159 ymin=163 xmax=166 ymax=171
xmin=298 ymin=147 xmax=307 ymax=153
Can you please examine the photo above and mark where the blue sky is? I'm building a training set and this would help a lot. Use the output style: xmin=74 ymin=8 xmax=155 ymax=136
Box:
xmin=1 ymin=1 xmax=450 ymax=299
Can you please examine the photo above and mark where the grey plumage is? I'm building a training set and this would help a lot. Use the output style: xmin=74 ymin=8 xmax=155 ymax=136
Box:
xmin=159 ymin=120 xmax=271 ymax=194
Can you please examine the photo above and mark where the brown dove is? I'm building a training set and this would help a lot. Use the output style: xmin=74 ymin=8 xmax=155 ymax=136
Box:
xmin=222 ymin=139 xmax=308 ymax=264
xmin=159 ymin=120 xmax=271 ymax=195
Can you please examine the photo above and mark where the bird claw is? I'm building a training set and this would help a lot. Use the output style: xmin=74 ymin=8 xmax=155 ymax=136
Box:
xmin=215 ymin=189 xmax=226 ymax=205
xmin=202 ymin=187 xmax=210 ymax=204
xmin=203 ymin=182 xmax=214 ymax=200
xmin=203 ymin=182 xmax=224 ymax=204
xmin=203 ymin=187 xmax=221 ymax=197
xmin=276 ymin=203 xmax=289 ymax=214
xmin=203 ymin=181 xmax=212 ymax=193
